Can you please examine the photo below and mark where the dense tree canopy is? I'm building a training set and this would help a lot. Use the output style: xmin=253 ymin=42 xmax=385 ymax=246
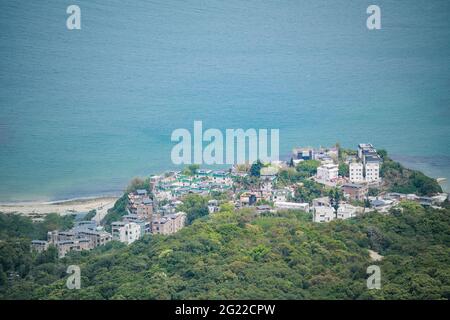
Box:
xmin=1 ymin=201 xmax=448 ymax=300
xmin=296 ymin=160 xmax=320 ymax=178
xmin=381 ymin=157 xmax=442 ymax=196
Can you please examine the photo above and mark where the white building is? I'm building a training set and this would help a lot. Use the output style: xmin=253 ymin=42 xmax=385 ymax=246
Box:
xmin=365 ymin=160 xmax=380 ymax=182
xmin=336 ymin=204 xmax=358 ymax=220
xmin=349 ymin=162 xmax=364 ymax=183
xmin=111 ymin=221 xmax=141 ymax=244
xmin=274 ymin=201 xmax=309 ymax=212
xmin=316 ymin=163 xmax=339 ymax=182
xmin=358 ymin=143 xmax=375 ymax=160
xmin=272 ymin=189 xmax=290 ymax=202
xmin=351 ymin=143 xmax=382 ymax=183
xmin=313 ymin=206 xmax=335 ymax=223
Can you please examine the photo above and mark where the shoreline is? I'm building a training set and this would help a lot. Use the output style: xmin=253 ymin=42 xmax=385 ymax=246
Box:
xmin=0 ymin=196 xmax=119 ymax=218
xmin=0 ymin=154 xmax=448 ymax=215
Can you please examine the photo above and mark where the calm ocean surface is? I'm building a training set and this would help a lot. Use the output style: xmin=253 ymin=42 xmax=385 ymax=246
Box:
xmin=0 ymin=0 xmax=449 ymax=201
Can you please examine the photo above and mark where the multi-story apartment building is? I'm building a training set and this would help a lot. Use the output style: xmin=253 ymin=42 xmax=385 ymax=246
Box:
xmin=56 ymin=239 xmax=93 ymax=258
xmin=349 ymin=144 xmax=382 ymax=183
xmin=31 ymin=240 xmax=49 ymax=253
xmin=123 ymin=215 xmax=152 ymax=236
xmin=349 ymin=162 xmax=364 ymax=182
xmin=76 ymin=229 xmax=112 ymax=247
xmin=127 ymin=189 xmax=154 ymax=221
xmin=32 ymin=222 xmax=112 ymax=258
xmin=111 ymin=221 xmax=141 ymax=244
xmin=152 ymin=212 xmax=186 ymax=235
xmin=365 ymin=160 xmax=380 ymax=182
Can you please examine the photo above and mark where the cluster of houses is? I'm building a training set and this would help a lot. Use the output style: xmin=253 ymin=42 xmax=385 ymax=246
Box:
xmin=31 ymin=220 xmax=112 ymax=258
xmin=32 ymin=143 xmax=448 ymax=257
xmin=150 ymin=170 xmax=233 ymax=201
xmin=293 ymin=144 xmax=446 ymax=222
xmin=109 ymin=189 xmax=187 ymax=245
xmin=32 ymin=189 xmax=187 ymax=257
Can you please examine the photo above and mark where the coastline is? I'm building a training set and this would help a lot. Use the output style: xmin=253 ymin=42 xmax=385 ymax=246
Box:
xmin=0 ymin=154 xmax=448 ymax=217
xmin=0 ymin=196 xmax=119 ymax=220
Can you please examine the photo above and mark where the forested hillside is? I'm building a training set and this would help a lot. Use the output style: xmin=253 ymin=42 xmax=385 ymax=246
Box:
xmin=1 ymin=201 xmax=449 ymax=299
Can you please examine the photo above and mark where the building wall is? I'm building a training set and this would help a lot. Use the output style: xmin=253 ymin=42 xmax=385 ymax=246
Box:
xmin=365 ymin=162 xmax=380 ymax=182
xmin=349 ymin=162 xmax=364 ymax=182
xmin=313 ymin=206 xmax=335 ymax=223
xmin=112 ymin=222 xmax=141 ymax=244
xmin=317 ymin=164 xmax=338 ymax=181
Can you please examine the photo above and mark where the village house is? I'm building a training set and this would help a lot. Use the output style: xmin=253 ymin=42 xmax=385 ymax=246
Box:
xmin=240 ymin=192 xmax=258 ymax=206
xmin=211 ymin=170 xmax=233 ymax=185
xmin=255 ymin=205 xmax=274 ymax=214
xmin=313 ymin=206 xmax=335 ymax=223
xmin=33 ymin=222 xmax=112 ymax=258
xmin=271 ymin=189 xmax=290 ymax=202
xmin=370 ymin=198 xmax=396 ymax=213
xmin=336 ymin=204 xmax=359 ymax=220
xmin=122 ymin=215 xmax=152 ymax=236
xmin=55 ymin=239 xmax=93 ymax=258
xmin=316 ymin=163 xmax=339 ymax=183
xmin=152 ymin=212 xmax=186 ymax=235
xmin=293 ymin=147 xmax=315 ymax=161
xmin=312 ymin=196 xmax=331 ymax=207
xmin=342 ymin=183 xmax=368 ymax=201
xmin=111 ymin=221 xmax=141 ymax=244
xmin=31 ymin=240 xmax=49 ymax=253
xmin=207 ymin=199 xmax=220 ymax=214
xmin=274 ymin=201 xmax=309 ymax=212
xmin=127 ymin=189 xmax=154 ymax=221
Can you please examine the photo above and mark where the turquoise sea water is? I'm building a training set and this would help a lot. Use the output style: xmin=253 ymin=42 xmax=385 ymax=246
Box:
xmin=0 ymin=0 xmax=449 ymax=201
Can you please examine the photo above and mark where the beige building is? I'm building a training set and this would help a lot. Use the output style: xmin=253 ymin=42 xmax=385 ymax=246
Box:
xmin=152 ymin=212 xmax=186 ymax=235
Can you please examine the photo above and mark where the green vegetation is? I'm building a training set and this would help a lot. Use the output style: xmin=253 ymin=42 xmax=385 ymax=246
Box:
xmin=368 ymin=188 xmax=380 ymax=197
xmin=182 ymin=164 xmax=200 ymax=176
xmin=177 ymin=194 xmax=210 ymax=225
xmin=0 ymin=213 xmax=74 ymax=241
xmin=293 ymin=180 xmax=324 ymax=203
xmin=83 ymin=210 xmax=96 ymax=221
xmin=102 ymin=177 xmax=155 ymax=231
xmin=102 ymin=194 xmax=128 ymax=232
xmin=338 ymin=148 xmax=357 ymax=162
xmin=0 ymin=202 xmax=449 ymax=299
xmin=338 ymin=163 xmax=349 ymax=177
xmin=277 ymin=160 xmax=321 ymax=187
xmin=0 ymin=147 xmax=447 ymax=300
xmin=296 ymin=160 xmax=320 ymax=178
xmin=125 ymin=177 xmax=152 ymax=193
xmin=328 ymin=187 xmax=343 ymax=212
xmin=277 ymin=168 xmax=303 ymax=185
xmin=0 ymin=213 xmax=74 ymax=292
xmin=250 ymin=160 xmax=263 ymax=177
xmin=381 ymin=156 xmax=442 ymax=196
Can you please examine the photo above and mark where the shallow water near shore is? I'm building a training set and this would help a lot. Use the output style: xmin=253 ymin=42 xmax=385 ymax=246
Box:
xmin=0 ymin=0 xmax=449 ymax=201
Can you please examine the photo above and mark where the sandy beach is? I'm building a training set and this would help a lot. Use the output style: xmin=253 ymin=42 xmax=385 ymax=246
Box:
xmin=0 ymin=196 xmax=119 ymax=221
